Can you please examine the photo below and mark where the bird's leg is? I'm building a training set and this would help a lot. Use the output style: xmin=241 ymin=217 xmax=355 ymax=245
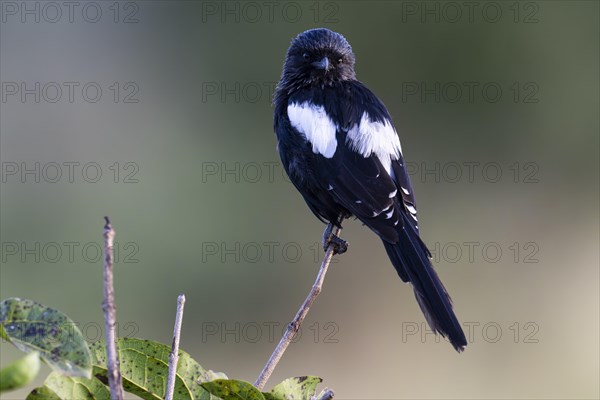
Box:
xmin=322 ymin=222 xmax=348 ymax=255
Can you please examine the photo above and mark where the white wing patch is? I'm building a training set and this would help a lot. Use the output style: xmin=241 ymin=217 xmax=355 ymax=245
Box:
xmin=288 ymin=102 xmax=338 ymax=158
xmin=346 ymin=112 xmax=403 ymax=174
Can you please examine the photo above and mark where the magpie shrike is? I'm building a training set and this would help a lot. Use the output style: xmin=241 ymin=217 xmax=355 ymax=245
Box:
xmin=273 ymin=28 xmax=467 ymax=351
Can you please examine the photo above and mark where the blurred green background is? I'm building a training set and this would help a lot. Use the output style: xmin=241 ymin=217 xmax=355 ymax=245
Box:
xmin=1 ymin=1 xmax=598 ymax=399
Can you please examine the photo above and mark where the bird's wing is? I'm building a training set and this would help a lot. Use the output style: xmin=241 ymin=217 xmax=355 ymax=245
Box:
xmin=286 ymin=81 xmax=420 ymax=241
xmin=314 ymin=143 xmax=402 ymax=242
xmin=322 ymin=146 xmax=422 ymax=243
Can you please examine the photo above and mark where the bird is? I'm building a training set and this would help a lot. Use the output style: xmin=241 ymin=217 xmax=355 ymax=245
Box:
xmin=273 ymin=28 xmax=467 ymax=352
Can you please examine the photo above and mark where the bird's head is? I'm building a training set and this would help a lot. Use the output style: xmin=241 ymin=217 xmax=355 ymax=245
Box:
xmin=279 ymin=28 xmax=356 ymax=91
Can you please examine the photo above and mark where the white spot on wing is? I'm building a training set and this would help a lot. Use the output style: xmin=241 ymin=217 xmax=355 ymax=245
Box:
xmin=327 ymin=184 xmax=333 ymax=191
xmin=355 ymin=200 xmax=362 ymax=204
xmin=401 ymin=187 xmax=410 ymax=195
xmin=385 ymin=209 xmax=394 ymax=219
xmin=346 ymin=112 xmax=403 ymax=174
xmin=288 ymin=102 xmax=338 ymax=158
xmin=406 ymin=204 xmax=417 ymax=215
xmin=389 ymin=189 xmax=397 ymax=198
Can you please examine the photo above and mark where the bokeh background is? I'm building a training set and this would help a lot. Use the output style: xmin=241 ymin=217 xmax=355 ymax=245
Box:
xmin=1 ymin=1 xmax=598 ymax=399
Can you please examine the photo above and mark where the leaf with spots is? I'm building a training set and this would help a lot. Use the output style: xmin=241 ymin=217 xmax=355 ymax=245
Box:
xmin=0 ymin=298 xmax=92 ymax=378
xmin=26 ymin=385 xmax=62 ymax=399
xmin=0 ymin=351 xmax=41 ymax=393
xmin=91 ymin=338 xmax=224 ymax=400
xmin=26 ymin=372 xmax=111 ymax=399
xmin=265 ymin=376 xmax=323 ymax=400
xmin=201 ymin=379 xmax=266 ymax=400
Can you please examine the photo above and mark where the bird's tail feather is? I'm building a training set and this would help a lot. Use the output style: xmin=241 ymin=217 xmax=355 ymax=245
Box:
xmin=383 ymin=215 xmax=467 ymax=352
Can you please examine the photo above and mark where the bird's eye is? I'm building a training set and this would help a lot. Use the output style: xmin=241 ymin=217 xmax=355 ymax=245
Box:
xmin=337 ymin=58 xmax=343 ymax=65
xmin=302 ymin=53 xmax=310 ymax=61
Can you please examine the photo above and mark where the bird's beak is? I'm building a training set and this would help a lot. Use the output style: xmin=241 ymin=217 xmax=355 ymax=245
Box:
xmin=312 ymin=57 xmax=330 ymax=71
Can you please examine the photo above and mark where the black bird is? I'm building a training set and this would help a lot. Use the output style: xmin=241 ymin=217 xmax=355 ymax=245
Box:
xmin=273 ymin=28 xmax=467 ymax=352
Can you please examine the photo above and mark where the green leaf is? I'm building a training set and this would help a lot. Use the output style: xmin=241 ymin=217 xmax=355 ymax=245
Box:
xmin=0 ymin=322 xmax=8 ymax=341
xmin=267 ymin=376 xmax=323 ymax=400
xmin=26 ymin=385 xmax=61 ymax=400
xmin=91 ymin=338 xmax=224 ymax=400
xmin=31 ymin=372 xmax=111 ymax=399
xmin=0 ymin=351 xmax=41 ymax=392
xmin=201 ymin=379 xmax=266 ymax=400
xmin=0 ymin=298 xmax=92 ymax=378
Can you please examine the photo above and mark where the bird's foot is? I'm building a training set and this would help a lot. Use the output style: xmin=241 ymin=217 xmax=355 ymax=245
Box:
xmin=322 ymin=224 xmax=348 ymax=255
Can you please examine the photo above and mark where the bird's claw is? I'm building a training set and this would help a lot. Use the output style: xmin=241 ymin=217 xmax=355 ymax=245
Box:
xmin=322 ymin=224 xmax=348 ymax=255
xmin=329 ymin=235 xmax=348 ymax=255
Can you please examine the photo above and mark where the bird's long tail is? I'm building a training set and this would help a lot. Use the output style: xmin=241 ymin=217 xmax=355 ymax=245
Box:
xmin=383 ymin=214 xmax=467 ymax=352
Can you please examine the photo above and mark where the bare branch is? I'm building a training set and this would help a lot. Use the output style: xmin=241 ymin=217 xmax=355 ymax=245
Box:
xmin=254 ymin=224 xmax=342 ymax=391
xmin=102 ymin=217 xmax=124 ymax=400
xmin=165 ymin=294 xmax=186 ymax=400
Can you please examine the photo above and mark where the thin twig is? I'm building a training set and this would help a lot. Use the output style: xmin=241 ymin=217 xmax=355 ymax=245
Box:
xmin=102 ymin=217 xmax=124 ymax=400
xmin=165 ymin=294 xmax=186 ymax=400
xmin=254 ymin=225 xmax=341 ymax=391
